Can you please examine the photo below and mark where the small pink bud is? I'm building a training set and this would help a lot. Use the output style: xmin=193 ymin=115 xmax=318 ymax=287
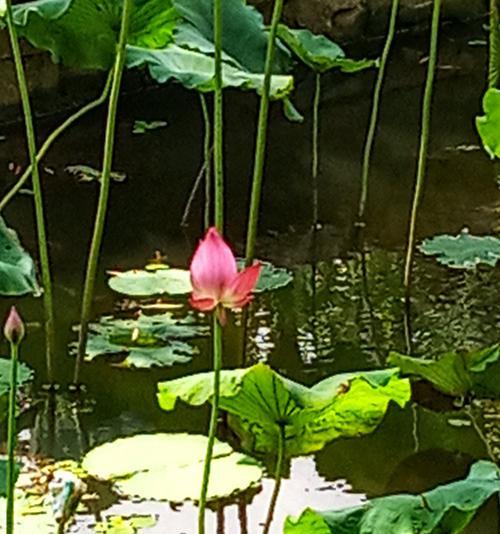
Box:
xmin=4 ymin=306 xmax=25 ymax=345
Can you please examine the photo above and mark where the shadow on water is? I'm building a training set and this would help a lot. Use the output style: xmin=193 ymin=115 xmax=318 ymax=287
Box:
xmin=0 ymin=20 xmax=499 ymax=533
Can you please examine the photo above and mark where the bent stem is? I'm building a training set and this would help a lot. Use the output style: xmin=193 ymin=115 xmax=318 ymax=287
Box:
xmin=200 ymin=93 xmax=212 ymax=230
xmin=311 ymin=73 xmax=321 ymax=228
xmin=245 ymin=0 xmax=285 ymax=265
xmin=0 ymin=72 xmax=113 ymax=212
xmin=73 ymin=0 xmax=133 ymax=384
xmin=198 ymin=314 xmax=223 ymax=534
xmin=6 ymin=342 xmax=19 ymax=534
xmin=213 ymin=0 xmax=224 ymax=231
xmin=357 ymin=0 xmax=400 ymax=225
xmin=5 ymin=0 xmax=56 ymax=384
xmin=489 ymin=0 xmax=500 ymax=89
xmin=262 ymin=424 xmax=285 ymax=534
xmin=403 ymin=0 xmax=441 ymax=302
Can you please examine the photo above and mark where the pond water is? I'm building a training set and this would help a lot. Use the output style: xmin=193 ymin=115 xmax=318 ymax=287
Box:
xmin=0 ymin=20 xmax=499 ymax=534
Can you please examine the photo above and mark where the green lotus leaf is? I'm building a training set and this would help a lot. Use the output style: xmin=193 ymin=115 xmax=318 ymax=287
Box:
xmin=108 ymin=267 xmax=192 ymax=296
xmin=419 ymin=232 xmax=500 ymax=268
xmin=388 ymin=343 xmax=500 ymax=397
xmin=476 ymin=87 xmax=500 ymax=159
xmin=237 ymin=260 xmax=293 ymax=293
xmin=158 ymin=364 xmax=410 ymax=457
xmin=9 ymin=0 xmax=180 ymax=69
xmin=0 ymin=217 xmax=39 ymax=296
xmin=78 ymin=313 xmax=207 ymax=368
xmin=277 ymin=25 xmax=375 ymax=73
xmin=0 ymin=358 xmax=34 ymax=397
xmin=82 ymin=433 xmax=263 ymax=503
xmin=284 ymin=461 xmax=500 ymax=534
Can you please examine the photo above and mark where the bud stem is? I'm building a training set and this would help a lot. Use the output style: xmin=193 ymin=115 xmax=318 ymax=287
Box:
xmin=6 ymin=342 xmax=19 ymax=534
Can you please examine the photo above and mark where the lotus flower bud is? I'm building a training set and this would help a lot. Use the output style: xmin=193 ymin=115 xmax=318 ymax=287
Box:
xmin=4 ymin=306 xmax=25 ymax=345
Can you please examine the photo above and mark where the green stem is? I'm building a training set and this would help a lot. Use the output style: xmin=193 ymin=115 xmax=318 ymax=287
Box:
xmin=489 ymin=0 xmax=500 ymax=89
xmin=73 ymin=0 xmax=133 ymax=384
xmin=198 ymin=314 xmax=223 ymax=534
xmin=358 ymin=0 xmax=400 ymax=223
xmin=244 ymin=0 xmax=284 ymax=266
xmin=0 ymin=72 xmax=113 ymax=212
xmin=5 ymin=0 xmax=56 ymax=384
xmin=213 ymin=0 xmax=224 ymax=231
xmin=6 ymin=343 xmax=19 ymax=534
xmin=403 ymin=0 xmax=441 ymax=301
xmin=200 ymin=94 xmax=212 ymax=230
xmin=262 ymin=425 xmax=285 ymax=534
xmin=312 ymin=73 xmax=321 ymax=227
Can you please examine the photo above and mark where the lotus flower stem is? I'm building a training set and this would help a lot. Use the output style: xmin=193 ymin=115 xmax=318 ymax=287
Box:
xmin=0 ymin=71 xmax=113 ymax=212
xmin=200 ymin=94 xmax=212 ymax=230
xmin=4 ymin=0 xmax=56 ymax=384
xmin=213 ymin=0 xmax=224 ymax=231
xmin=311 ymin=73 xmax=321 ymax=228
xmin=262 ymin=424 xmax=285 ymax=534
xmin=198 ymin=314 xmax=223 ymax=534
xmin=357 ymin=0 xmax=400 ymax=225
xmin=73 ymin=0 xmax=133 ymax=384
xmin=489 ymin=0 xmax=500 ymax=89
xmin=244 ymin=0 xmax=285 ymax=265
xmin=403 ymin=0 xmax=441 ymax=303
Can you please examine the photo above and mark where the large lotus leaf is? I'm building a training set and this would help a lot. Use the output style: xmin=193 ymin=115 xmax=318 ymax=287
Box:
xmin=0 ymin=217 xmax=39 ymax=296
xmin=172 ymin=0 xmax=291 ymax=74
xmin=284 ymin=461 xmax=500 ymax=534
xmin=82 ymin=433 xmax=263 ymax=503
xmin=476 ymin=88 xmax=500 ymax=159
xmin=9 ymin=0 xmax=179 ymax=69
xmin=277 ymin=25 xmax=374 ymax=74
xmin=419 ymin=233 xmax=500 ymax=268
xmin=127 ymin=45 xmax=294 ymax=98
xmin=80 ymin=313 xmax=207 ymax=368
xmin=388 ymin=343 xmax=500 ymax=397
xmin=108 ymin=267 xmax=192 ymax=296
xmin=158 ymin=364 xmax=410 ymax=457
xmin=0 ymin=358 xmax=34 ymax=397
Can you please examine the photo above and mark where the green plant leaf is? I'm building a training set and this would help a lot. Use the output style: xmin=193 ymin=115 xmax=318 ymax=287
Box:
xmin=158 ymin=364 xmax=410 ymax=457
xmin=476 ymin=88 xmax=500 ymax=159
xmin=0 ymin=458 xmax=20 ymax=497
xmin=77 ymin=313 xmax=207 ymax=368
xmin=108 ymin=267 xmax=192 ymax=296
xmin=0 ymin=217 xmax=39 ymax=296
xmin=277 ymin=25 xmax=375 ymax=73
xmin=419 ymin=232 xmax=500 ymax=268
xmin=132 ymin=120 xmax=167 ymax=134
xmin=388 ymin=343 xmax=500 ymax=397
xmin=0 ymin=358 xmax=34 ymax=397
xmin=82 ymin=433 xmax=263 ymax=503
xmin=65 ymin=164 xmax=126 ymax=183
xmin=237 ymin=260 xmax=293 ymax=293
xmin=284 ymin=461 xmax=500 ymax=534
xmin=9 ymin=0 xmax=180 ymax=69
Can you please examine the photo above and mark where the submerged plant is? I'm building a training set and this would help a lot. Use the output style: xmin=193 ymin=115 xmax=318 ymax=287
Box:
xmin=403 ymin=0 xmax=442 ymax=303
xmin=73 ymin=0 xmax=133 ymax=385
xmin=4 ymin=307 xmax=25 ymax=534
xmin=2 ymin=0 xmax=56 ymax=384
xmin=190 ymin=227 xmax=261 ymax=534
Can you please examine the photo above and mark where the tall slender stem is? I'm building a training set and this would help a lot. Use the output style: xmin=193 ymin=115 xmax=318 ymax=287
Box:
xmin=262 ymin=425 xmax=285 ymax=534
xmin=0 ymin=72 xmax=113 ymax=212
xmin=213 ymin=0 xmax=224 ymax=230
xmin=6 ymin=343 xmax=19 ymax=534
xmin=403 ymin=0 xmax=441 ymax=301
xmin=73 ymin=0 xmax=133 ymax=384
xmin=4 ymin=0 xmax=56 ymax=384
xmin=489 ymin=0 xmax=500 ymax=89
xmin=200 ymin=94 xmax=212 ymax=230
xmin=198 ymin=314 xmax=223 ymax=534
xmin=311 ymin=73 xmax=321 ymax=228
xmin=244 ymin=0 xmax=285 ymax=266
xmin=358 ymin=0 xmax=400 ymax=224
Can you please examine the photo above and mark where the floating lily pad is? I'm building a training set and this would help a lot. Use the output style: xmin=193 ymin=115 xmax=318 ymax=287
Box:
xmin=108 ymin=268 xmax=192 ymax=297
xmin=0 ymin=217 xmax=39 ymax=296
xmin=78 ymin=313 xmax=207 ymax=369
xmin=95 ymin=515 xmax=157 ymax=534
xmin=388 ymin=343 xmax=500 ymax=398
xmin=284 ymin=461 xmax=500 ymax=534
xmin=419 ymin=232 xmax=500 ymax=268
xmin=476 ymin=87 xmax=500 ymax=159
xmin=158 ymin=364 xmax=410 ymax=458
xmin=237 ymin=259 xmax=293 ymax=293
xmin=82 ymin=433 xmax=263 ymax=504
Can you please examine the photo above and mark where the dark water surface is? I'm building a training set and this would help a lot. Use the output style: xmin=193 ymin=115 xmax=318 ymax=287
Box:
xmin=0 ymin=21 xmax=499 ymax=533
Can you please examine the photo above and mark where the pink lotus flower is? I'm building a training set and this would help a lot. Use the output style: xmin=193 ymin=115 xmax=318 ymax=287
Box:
xmin=4 ymin=306 xmax=25 ymax=345
xmin=190 ymin=228 xmax=261 ymax=320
